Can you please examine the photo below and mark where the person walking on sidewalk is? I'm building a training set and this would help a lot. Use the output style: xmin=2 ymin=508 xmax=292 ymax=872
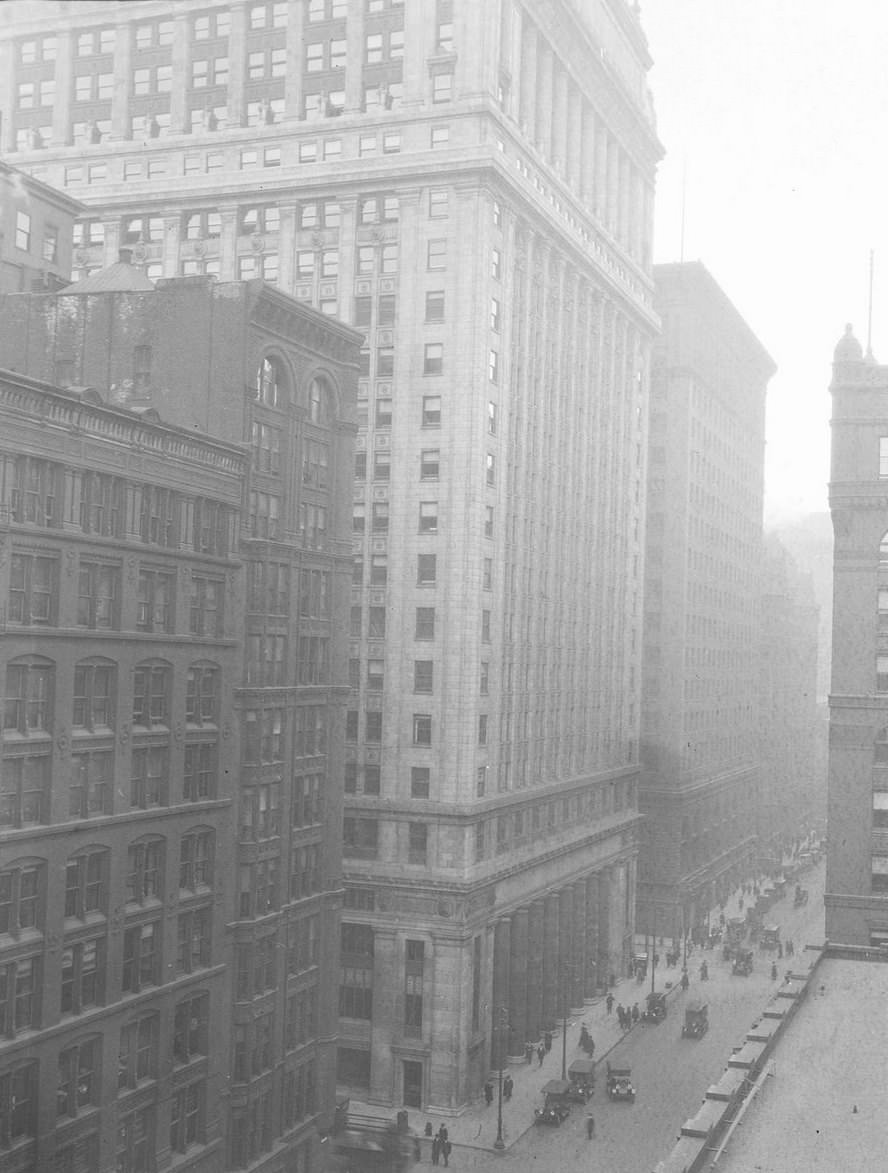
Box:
xmin=431 ymin=1135 xmax=440 ymax=1166
xmin=442 ymin=1138 xmax=451 ymax=1167
xmin=503 ymin=1074 xmax=513 ymax=1101
xmin=525 ymin=1041 xmax=533 ymax=1065
xmin=484 ymin=1080 xmax=493 ymax=1106
xmin=631 ymin=1003 xmax=639 ymax=1024
xmin=606 ymin=992 xmax=614 ymax=1014
xmin=544 ymin=1030 xmax=552 ymax=1053
xmin=586 ymin=1114 xmax=596 ymax=1139
xmin=537 ymin=1042 xmax=545 ymax=1066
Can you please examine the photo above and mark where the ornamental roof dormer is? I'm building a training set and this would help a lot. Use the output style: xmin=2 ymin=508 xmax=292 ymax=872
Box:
xmin=833 ymin=323 xmax=863 ymax=363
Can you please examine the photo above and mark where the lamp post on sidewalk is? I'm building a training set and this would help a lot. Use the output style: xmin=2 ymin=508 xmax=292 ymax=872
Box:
xmin=494 ymin=1005 xmax=508 ymax=1150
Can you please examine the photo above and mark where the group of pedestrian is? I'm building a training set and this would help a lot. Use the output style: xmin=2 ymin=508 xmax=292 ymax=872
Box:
xmin=524 ymin=1040 xmax=546 ymax=1066
xmin=430 ymin=1125 xmax=451 ymax=1167
xmin=615 ymin=1003 xmax=638 ymax=1030
xmin=483 ymin=1074 xmax=513 ymax=1105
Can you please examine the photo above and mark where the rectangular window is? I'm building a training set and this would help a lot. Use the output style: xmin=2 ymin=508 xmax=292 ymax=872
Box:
xmin=122 ymin=921 xmax=160 ymax=993
xmin=408 ymin=825 xmax=428 ymax=866
xmin=878 ymin=655 xmax=888 ymax=693
xmin=177 ymin=908 xmax=211 ymax=973
xmin=486 ymin=453 xmax=496 ymax=486
xmin=427 ymin=239 xmax=447 ymax=270
xmin=431 ymin=126 xmax=450 ymax=148
xmin=488 ymin=349 xmax=499 ymax=383
xmin=429 ymin=189 xmax=449 ymax=218
xmin=414 ymin=661 xmax=433 ymax=694
xmin=413 ymin=714 xmax=432 ymax=746
xmin=375 ymin=397 xmax=392 ymax=427
xmin=131 ymin=746 xmax=168 ymax=809
xmin=476 ymin=765 xmax=487 ymax=796
xmin=478 ymin=714 xmax=488 ymax=745
xmin=77 ymin=561 xmax=119 ymax=628
xmin=490 ymin=297 xmax=501 ymax=332
xmin=417 ymin=553 xmax=437 ymax=584
xmin=419 ymin=502 xmax=438 ymax=533
xmin=881 ymin=437 xmax=888 ymax=477
xmin=365 ymin=711 xmax=382 ymax=742
xmin=15 ymin=212 xmax=31 ymax=252
xmin=424 ymin=343 xmax=443 ymax=375
xmin=415 ymin=607 xmax=435 ymax=640
xmin=484 ymin=506 xmax=494 ymax=538
xmin=368 ymin=607 xmax=386 ymax=638
xmin=404 ymin=939 xmax=424 ymax=1032
xmin=432 ymin=72 xmax=453 ymax=103
xmin=411 ymin=767 xmax=430 ymax=798
xmin=60 ymin=939 xmax=104 ymax=1015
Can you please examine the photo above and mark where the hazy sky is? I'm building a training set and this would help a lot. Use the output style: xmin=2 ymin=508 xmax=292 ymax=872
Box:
xmin=641 ymin=1 xmax=888 ymax=524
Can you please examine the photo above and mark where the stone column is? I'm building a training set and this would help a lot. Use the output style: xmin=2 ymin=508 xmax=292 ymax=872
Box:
xmin=525 ymin=899 xmax=545 ymax=1042
xmin=552 ymin=67 xmax=568 ymax=174
xmin=507 ymin=906 xmax=528 ymax=1058
xmin=565 ymin=83 xmax=582 ymax=193
xmin=542 ymin=891 xmax=559 ymax=1031
xmin=491 ymin=918 xmax=511 ymax=1069
xmin=286 ymin=0 xmax=307 ymax=117
xmin=162 ymin=215 xmax=181 ymax=277
xmin=52 ymin=31 xmax=75 ymax=147
xmin=584 ymin=872 xmax=599 ymax=999
xmin=535 ymin=43 xmax=553 ymax=160
xmin=218 ymin=204 xmax=240 ymax=282
xmin=572 ymin=879 xmax=587 ymax=1008
xmin=518 ymin=18 xmax=537 ymax=144
xmin=169 ymin=13 xmax=190 ymax=133
xmin=558 ymin=886 xmax=576 ymax=1013
xmin=598 ymin=868 xmax=613 ymax=982
xmin=226 ymin=1 xmax=248 ymax=127
xmin=369 ymin=928 xmax=399 ymax=1103
xmin=277 ymin=201 xmax=299 ymax=291
xmin=581 ymin=105 xmax=596 ymax=209
xmin=334 ymin=196 xmax=358 ymax=317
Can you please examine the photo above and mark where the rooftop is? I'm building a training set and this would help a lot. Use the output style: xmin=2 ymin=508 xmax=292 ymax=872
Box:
xmin=715 ymin=956 xmax=888 ymax=1171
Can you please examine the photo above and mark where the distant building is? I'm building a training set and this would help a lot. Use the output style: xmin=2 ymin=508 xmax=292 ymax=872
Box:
xmin=826 ymin=325 xmax=888 ymax=947
xmin=0 ymin=159 xmax=81 ymax=291
xmin=0 ymin=0 xmax=663 ymax=1114
xmin=0 ymin=265 xmax=359 ymax=1173
xmin=758 ymin=534 xmax=823 ymax=856
xmin=639 ymin=261 xmax=775 ymax=939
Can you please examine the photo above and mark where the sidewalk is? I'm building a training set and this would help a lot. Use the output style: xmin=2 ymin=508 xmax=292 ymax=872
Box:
xmin=347 ymin=865 xmax=796 ymax=1161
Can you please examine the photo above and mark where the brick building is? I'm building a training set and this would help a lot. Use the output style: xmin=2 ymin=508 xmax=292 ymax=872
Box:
xmin=0 ymin=0 xmax=662 ymax=1113
xmin=638 ymin=262 xmax=775 ymax=940
xmin=0 ymin=268 xmax=359 ymax=1173
xmin=0 ymin=159 xmax=81 ymax=292
xmin=826 ymin=326 xmax=888 ymax=947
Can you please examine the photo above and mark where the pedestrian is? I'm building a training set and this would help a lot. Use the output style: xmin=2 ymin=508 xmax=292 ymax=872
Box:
xmin=432 ymin=1135 xmax=440 ymax=1165
xmin=437 ymin=1125 xmax=448 ymax=1145
xmin=442 ymin=1138 xmax=451 ymax=1167
xmin=484 ymin=1080 xmax=493 ymax=1106
xmin=537 ymin=1042 xmax=545 ymax=1066
xmin=525 ymin=1041 xmax=533 ymax=1065
xmin=544 ymin=1030 xmax=552 ymax=1053
xmin=681 ymin=969 xmax=689 ymax=991
xmin=608 ymin=972 xmax=616 ymax=989
xmin=586 ymin=1114 xmax=596 ymax=1139
xmin=631 ymin=1002 xmax=639 ymax=1023
xmin=616 ymin=1004 xmax=624 ymax=1029
xmin=771 ymin=961 xmax=778 ymax=981
xmin=606 ymin=992 xmax=614 ymax=1014
xmin=503 ymin=1075 xmax=513 ymax=1101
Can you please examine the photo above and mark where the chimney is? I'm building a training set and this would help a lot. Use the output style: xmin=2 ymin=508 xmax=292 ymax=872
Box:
xmin=118 ymin=247 xmax=134 ymax=265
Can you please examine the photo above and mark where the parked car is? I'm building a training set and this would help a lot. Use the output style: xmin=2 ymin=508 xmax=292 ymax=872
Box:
xmin=681 ymin=1000 xmax=709 ymax=1039
xmin=606 ymin=1062 xmax=636 ymax=1102
xmin=642 ymin=991 xmax=667 ymax=1023
xmin=534 ymin=1080 xmax=572 ymax=1125
xmin=567 ymin=1058 xmax=596 ymax=1101
xmin=732 ymin=948 xmax=754 ymax=976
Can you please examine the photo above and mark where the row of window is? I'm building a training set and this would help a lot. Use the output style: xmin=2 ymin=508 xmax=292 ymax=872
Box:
xmin=348 ymin=657 xmax=489 ymax=697
xmin=353 ymin=500 xmax=496 ymax=536
xmin=0 ymin=455 xmax=236 ymax=552
xmin=353 ymin=552 xmax=493 ymax=591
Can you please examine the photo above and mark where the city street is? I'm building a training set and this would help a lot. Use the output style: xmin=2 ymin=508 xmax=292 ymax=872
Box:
xmin=453 ymin=860 xmax=825 ymax=1173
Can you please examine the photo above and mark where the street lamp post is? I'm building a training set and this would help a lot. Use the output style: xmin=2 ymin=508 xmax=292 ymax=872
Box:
xmin=650 ymin=904 xmax=657 ymax=997
xmin=494 ymin=1006 xmax=507 ymax=1150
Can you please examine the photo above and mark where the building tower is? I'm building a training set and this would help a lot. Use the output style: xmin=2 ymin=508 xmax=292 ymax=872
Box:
xmin=639 ymin=262 xmax=774 ymax=942
xmin=0 ymin=0 xmax=663 ymax=1113
xmin=0 ymin=269 xmax=359 ymax=1173
xmin=826 ymin=325 xmax=888 ymax=947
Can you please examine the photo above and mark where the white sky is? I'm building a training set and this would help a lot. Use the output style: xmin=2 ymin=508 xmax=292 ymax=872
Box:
xmin=641 ymin=0 xmax=888 ymax=524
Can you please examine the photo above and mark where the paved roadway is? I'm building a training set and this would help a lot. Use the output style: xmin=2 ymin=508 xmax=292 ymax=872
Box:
xmin=457 ymin=860 xmax=825 ymax=1173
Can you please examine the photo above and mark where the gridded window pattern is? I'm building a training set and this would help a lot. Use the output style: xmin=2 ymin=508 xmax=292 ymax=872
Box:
xmin=0 ymin=955 xmax=39 ymax=1036
xmin=57 ymin=1035 xmax=101 ymax=1119
xmin=0 ymin=1061 xmax=37 ymax=1149
xmin=60 ymin=938 xmax=104 ymax=1015
xmin=173 ymin=992 xmax=209 ymax=1065
xmin=0 ymin=862 xmax=41 ymax=938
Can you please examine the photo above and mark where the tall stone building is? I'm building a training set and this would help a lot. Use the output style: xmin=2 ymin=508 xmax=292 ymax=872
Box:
xmin=826 ymin=326 xmax=888 ymax=948
xmin=758 ymin=534 xmax=823 ymax=858
xmin=0 ymin=0 xmax=662 ymax=1113
xmin=0 ymin=269 xmax=359 ymax=1173
xmin=638 ymin=262 xmax=774 ymax=940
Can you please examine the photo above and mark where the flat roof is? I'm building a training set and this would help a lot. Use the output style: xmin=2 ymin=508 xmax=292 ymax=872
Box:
xmin=715 ymin=957 xmax=888 ymax=1171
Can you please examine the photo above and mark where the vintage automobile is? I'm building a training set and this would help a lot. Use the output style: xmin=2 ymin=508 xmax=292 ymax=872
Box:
xmin=534 ymin=1080 xmax=572 ymax=1125
xmin=732 ymin=948 xmax=754 ymax=976
xmin=642 ymin=990 xmax=667 ymax=1023
xmin=567 ymin=1058 xmax=596 ymax=1102
xmin=794 ymin=885 xmax=809 ymax=907
xmin=606 ymin=1062 xmax=636 ymax=1102
xmin=760 ymin=925 xmax=781 ymax=951
xmin=681 ymin=1000 xmax=709 ymax=1039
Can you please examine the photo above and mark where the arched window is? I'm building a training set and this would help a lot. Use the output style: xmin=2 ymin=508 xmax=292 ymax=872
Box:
xmin=255 ymin=355 xmax=286 ymax=407
xmin=307 ymin=375 xmax=332 ymax=425
xmin=73 ymin=658 xmax=115 ymax=731
xmin=125 ymin=835 xmax=165 ymax=905
xmin=4 ymin=656 xmax=53 ymax=736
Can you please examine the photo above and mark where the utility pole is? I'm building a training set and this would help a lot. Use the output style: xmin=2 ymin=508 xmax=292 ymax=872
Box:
xmin=494 ymin=1005 xmax=507 ymax=1150
xmin=650 ymin=905 xmax=656 ymax=997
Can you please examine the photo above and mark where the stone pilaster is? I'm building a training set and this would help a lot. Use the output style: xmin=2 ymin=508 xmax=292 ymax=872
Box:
xmin=507 ymin=905 xmax=528 ymax=1057
xmin=525 ymin=898 xmax=544 ymax=1041
xmin=491 ymin=917 xmax=510 ymax=1068
xmin=541 ymin=890 xmax=559 ymax=1031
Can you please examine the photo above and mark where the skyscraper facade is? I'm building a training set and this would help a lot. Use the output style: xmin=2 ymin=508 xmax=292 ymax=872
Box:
xmin=638 ymin=262 xmax=774 ymax=940
xmin=0 ymin=0 xmax=662 ymax=1112
xmin=826 ymin=326 xmax=888 ymax=948
xmin=0 ymin=272 xmax=359 ymax=1173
